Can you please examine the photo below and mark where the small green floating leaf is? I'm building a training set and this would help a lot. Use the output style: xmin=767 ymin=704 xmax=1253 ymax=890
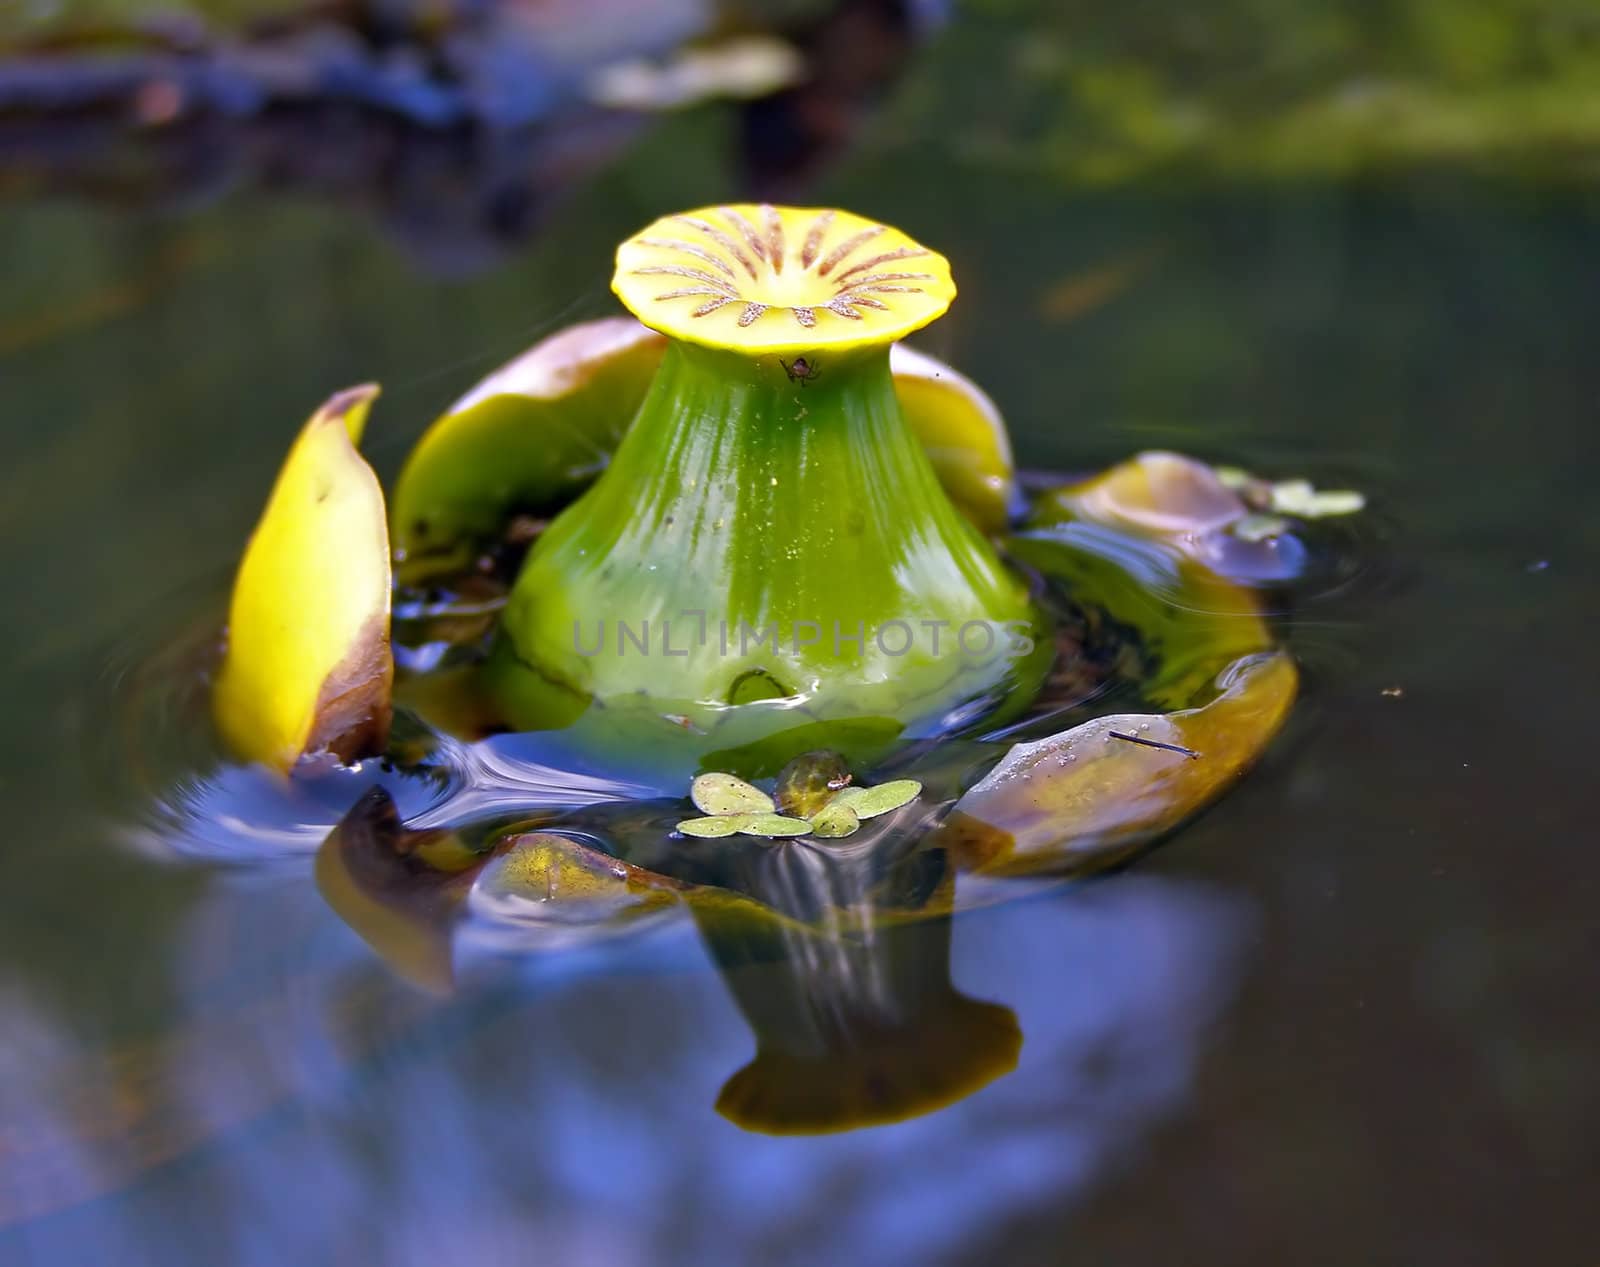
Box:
xmin=1233 ymin=512 xmax=1293 ymax=543
xmin=829 ymin=779 xmax=922 ymax=819
xmin=691 ymin=772 xmax=775 ymax=816
xmin=736 ymin=815 xmax=813 ymax=838
xmin=1270 ymin=481 xmax=1366 ymax=518
xmin=586 ymin=35 xmax=804 ymax=112
xmin=774 ymin=749 xmax=853 ymax=818
xmin=677 ymin=815 xmax=748 ymax=838
xmin=808 ymin=801 xmax=861 ymax=839
xmin=1213 ymin=467 xmax=1367 ymax=519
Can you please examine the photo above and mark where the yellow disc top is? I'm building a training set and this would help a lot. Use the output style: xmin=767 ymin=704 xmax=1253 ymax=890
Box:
xmin=612 ymin=204 xmax=956 ymax=356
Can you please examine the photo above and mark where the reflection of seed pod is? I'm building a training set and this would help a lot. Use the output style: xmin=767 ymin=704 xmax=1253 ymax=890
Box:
xmin=695 ymin=845 xmax=1018 ymax=1135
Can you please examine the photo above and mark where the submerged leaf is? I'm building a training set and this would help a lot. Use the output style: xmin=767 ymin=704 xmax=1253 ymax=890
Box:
xmin=691 ymin=772 xmax=776 ymax=816
xmin=829 ymin=778 xmax=922 ymax=820
xmin=480 ymin=830 xmax=804 ymax=935
xmin=214 ymin=385 xmax=392 ymax=772
xmin=773 ymin=749 xmax=853 ymax=818
xmin=483 ymin=832 xmax=686 ymax=911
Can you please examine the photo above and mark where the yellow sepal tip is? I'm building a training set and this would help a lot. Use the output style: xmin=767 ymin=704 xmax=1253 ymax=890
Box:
xmin=214 ymin=385 xmax=393 ymax=772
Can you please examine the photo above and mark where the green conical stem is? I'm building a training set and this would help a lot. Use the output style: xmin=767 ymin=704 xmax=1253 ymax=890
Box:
xmin=494 ymin=340 xmax=1039 ymax=743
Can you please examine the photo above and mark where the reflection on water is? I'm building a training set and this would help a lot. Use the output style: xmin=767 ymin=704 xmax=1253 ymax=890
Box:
xmin=0 ymin=0 xmax=925 ymax=275
xmin=692 ymin=836 xmax=1022 ymax=1133
xmin=93 ymin=453 xmax=1301 ymax=1156
xmin=0 ymin=868 xmax=1247 ymax=1264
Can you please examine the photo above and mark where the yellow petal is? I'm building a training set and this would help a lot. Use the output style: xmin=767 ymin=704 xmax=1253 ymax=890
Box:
xmin=214 ymin=385 xmax=392 ymax=772
xmin=1032 ymin=451 xmax=1307 ymax=584
xmin=890 ymin=343 xmax=1015 ymax=533
xmin=1048 ymin=450 xmax=1246 ymax=536
xmin=612 ymin=204 xmax=956 ymax=355
xmin=390 ymin=317 xmax=666 ymax=566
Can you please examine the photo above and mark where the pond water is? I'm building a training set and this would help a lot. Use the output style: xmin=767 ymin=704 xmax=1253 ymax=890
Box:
xmin=2 ymin=7 xmax=1598 ymax=1264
